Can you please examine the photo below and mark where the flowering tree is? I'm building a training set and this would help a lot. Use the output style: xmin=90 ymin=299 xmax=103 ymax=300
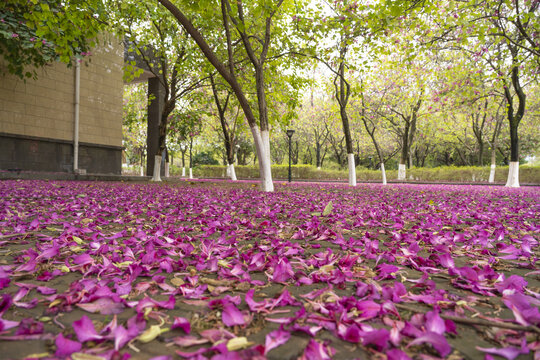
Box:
xmin=421 ymin=0 xmax=539 ymax=186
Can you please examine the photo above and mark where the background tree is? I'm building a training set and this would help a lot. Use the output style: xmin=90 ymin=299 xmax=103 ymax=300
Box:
xmin=111 ymin=0 xmax=205 ymax=181
xmin=123 ymin=83 xmax=148 ymax=176
xmin=422 ymin=0 xmax=539 ymax=186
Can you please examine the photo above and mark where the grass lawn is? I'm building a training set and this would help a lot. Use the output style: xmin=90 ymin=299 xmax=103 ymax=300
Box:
xmin=0 ymin=180 xmax=538 ymax=359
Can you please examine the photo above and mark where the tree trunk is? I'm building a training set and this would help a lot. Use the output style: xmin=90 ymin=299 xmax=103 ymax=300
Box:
xmin=489 ymin=148 xmax=497 ymax=183
xmin=209 ymin=74 xmax=236 ymax=181
xmin=164 ymin=147 xmax=169 ymax=178
xmin=151 ymin=155 xmax=162 ymax=181
xmin=398 ymin=123 xmax=409 ymax=181
xmin=316 ymin=142 xmax=321 ymax=169
xmin=488 ymin=107 xmax=503 ymax=183
xmin=251 ymin=125 xmax=274 ymax=192
xmin=335 ymin=57 xmax=355 ymax=186
xmin=228 ymin=164 xmax=237 ymax=181
xmin=140 ymin=150 xmax=145 ymax=177
xmin=189 ymin=138 xmax=193 ymax=179
xmin=504 ymin=51 xmax=526 ymax=187
xmin=478 ymin=141 xmax=484 ymax=166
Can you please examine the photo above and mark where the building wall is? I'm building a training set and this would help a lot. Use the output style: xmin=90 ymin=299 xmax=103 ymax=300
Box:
xmin=0 ymin=35 xmax=124 ymax=174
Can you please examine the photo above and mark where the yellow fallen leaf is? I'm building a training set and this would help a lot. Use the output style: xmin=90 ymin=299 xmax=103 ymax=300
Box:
xmin=49 ymin=299 xmax=62 ymax=308
xmin=322 ymin=201 xmax=333 ymax=216
xmin=320 ymin=264 xmax=334 ymax=274
xmin=72 ymin=236 xmax=84 ymax=244
xmin=60 ymin=265 xmax=70 ymax=273
xmin=218 ymin=260 xmax=231 ymax=269
xmin=25 ymin=353 xmax=49 ymax=359
xmin=138 ymin=325 xmax=161 ymax=343
xmin=113 ymin=261 xmax=133 ymax=268
xmin=227 ymin=337 xmax=253 ymax=351
xmin=170 ymin=278 xmax=185 ymax=287
xmin=71 ymin=353 xmax=107 ymax=360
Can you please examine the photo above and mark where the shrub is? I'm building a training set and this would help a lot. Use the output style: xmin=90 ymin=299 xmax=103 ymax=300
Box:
xmin=192 ymin=164 xmax=540 ymax=184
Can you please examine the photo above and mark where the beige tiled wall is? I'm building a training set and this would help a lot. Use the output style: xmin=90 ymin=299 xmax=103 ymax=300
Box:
xmin=0 ymin=35 xmax=124 ymax=147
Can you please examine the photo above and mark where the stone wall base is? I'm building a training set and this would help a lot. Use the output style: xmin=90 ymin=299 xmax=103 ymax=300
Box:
xmin=0 ymin=133 xmax=122 ymax=174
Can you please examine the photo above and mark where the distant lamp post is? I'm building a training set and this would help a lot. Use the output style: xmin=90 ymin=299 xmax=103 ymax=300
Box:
xmin=286 ymin=129 xmax=295 ymax=183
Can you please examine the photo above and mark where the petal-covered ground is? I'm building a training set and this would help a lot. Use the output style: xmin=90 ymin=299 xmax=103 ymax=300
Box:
xmin=0 ymin=180 xmax=538 ymax=360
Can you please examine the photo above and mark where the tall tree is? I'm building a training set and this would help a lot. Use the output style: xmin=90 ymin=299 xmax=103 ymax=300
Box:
xmin=156 ymin=0 xmax=305 ymax=191
xmin=353 ymin=81 xmax=399 ymax=185
xmin=209 ymin=74 xmax=243 ymax=180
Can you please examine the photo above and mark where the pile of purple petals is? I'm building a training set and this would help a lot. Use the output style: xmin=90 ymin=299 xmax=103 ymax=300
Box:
xmin=0 ymin=180 xmax=538 ymax=360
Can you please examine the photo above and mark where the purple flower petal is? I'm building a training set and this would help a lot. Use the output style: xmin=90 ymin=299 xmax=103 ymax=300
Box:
xmin=77 ymin=297 xmax=125 ymax=315
xmin=73 ymin=253 xmax=94 ymax=266
xmin=55 ymin=333 xmax=82 ymax=358
xmin=342 ymin=324 xmax=361 ymax=343
xmin=171 ymin=317 xmax=191 ymax=334
xmin=264 ymin=329 xmax=291 ymax=355
xmin=356 ymin=300 xmax=381 ymax=320
xmin=245 ymin=289 xmax=267 ymax=312
xmin=36 ymin=244 xmax=59 ymax=261
xmin=476 ymin=345 xmax=529 ymax=360
xmin=113 ymin=325 xmax=130 ymax=350
xmin=272 ymin=258 xmax=294 ymax=282
xmin=386 ymin=348 xmax=412 ymax=360
xmin=222 ymin=303 xmax=245 ymax=326
xmin=407 ymin=331 xmax=451 ymax=357
xmin=301 ymin=339 xmax=335 ymax=360
xmin=72 ymin=315 xmax=101 ymax=342
xmin=171 ymin=335 xmax=209 ymax=347
xmin=37 ymin=286 xmax=57 ymax=295
xmin=425 ymin=309 xmax=446 ymax=335
xmin=15 ymin=318 xmax=43 ymax=335
xmin=0 ymin=318 xmax=19 ymax=331
xmin=361 ymin=328 xmax=389 ymax=350
xmin=503 ymin=292 xmax=540 ymax=326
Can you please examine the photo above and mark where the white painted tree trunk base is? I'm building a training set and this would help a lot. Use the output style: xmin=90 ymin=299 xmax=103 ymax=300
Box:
xmin=151 ymin=155 xmax=162 ymax=182
xmin=250 ymin=126 xmax=274 ymax=192
xmin=381 ymin=163 xmax=387 ymax=185
xmin=489 ymin=164 xmax=496 ymax=183
xmin=189 ymin=168 xmax=193 ymax=179
xmin=182 ymin=167 xmax=186 ymax=177
xmin=347 ymin=153 xmax=356 ymax=186
xmin=505 ymin=161 xmax=520 ymax=187
xmin=140 ymin=166 xmax=144 ymax=177
xmin=226 ymin=165 xmax=231 ymax=177
xmin=317 ymin=167 xmax=321 ymax=170
xmin=398 ymin=163 xmax=406 ymax=181
xmin=228 ymin=164 xmax=237 ymax=181
xmin=164 ymin=162 xmax=169 ymax=178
